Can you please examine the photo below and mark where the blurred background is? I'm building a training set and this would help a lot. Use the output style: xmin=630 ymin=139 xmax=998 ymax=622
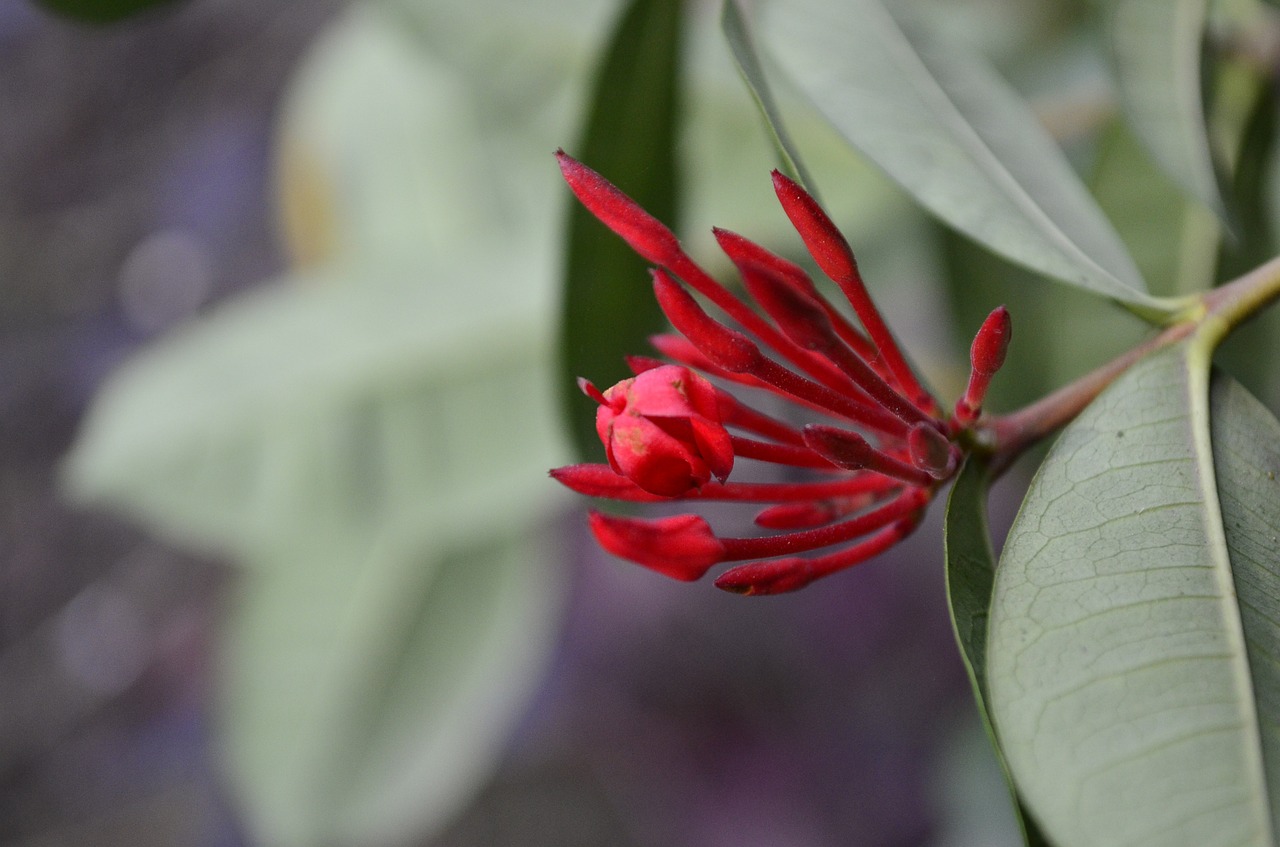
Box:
xmin=5 ymin=0 xmax=1275 ymax=845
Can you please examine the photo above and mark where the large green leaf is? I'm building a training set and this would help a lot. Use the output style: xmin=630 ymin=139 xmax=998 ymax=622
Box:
xmin=559 ymin=0 xmax=684 ymax=461
xmin=63 ymin=258 xmax=565 ymax=561
xmin=988 ymin=342 xmax=1280 ymax=846
xmin=220 ymin=522 xmax=563 ymax=847
xmin=1107 ymin=0 xmax=1227 ymax=221
xmin=762 ymin=0 xmax=1173 ymax=313
xmin=944 ymin=458 xmax=1052 ymax=846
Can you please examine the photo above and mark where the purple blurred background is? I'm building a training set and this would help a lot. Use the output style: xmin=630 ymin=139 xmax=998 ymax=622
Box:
xmin=0 ymin=2 xmax=1016 ymax=844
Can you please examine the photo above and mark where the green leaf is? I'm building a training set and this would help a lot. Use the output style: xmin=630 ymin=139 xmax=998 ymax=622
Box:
xmin=763 ymin=0 xmax=1172 ymax=313
xmin=1107 ymin=0 xmax=1228 ymax=221
xmin=721 ymin=0 xmax=814 ymax=191
xmin=220 ymin=523 xmax=563 ymax=847
xmin=33 ymin=0 xmax=182 ymax=24
xmin=63 ymin=259 xmax=566 ymax=560
xmin=62 ymin=258 xmax=569 ymax=847
xmin=988 ymin=342 xmax=1280 ymax=846
xmin=944 ymin=458 xmax=1053 ymax=846
xmin=1090 ymin=119 xmax=1220 ymax=298
xmin=559 ymin=0 xmax=684 ymax=461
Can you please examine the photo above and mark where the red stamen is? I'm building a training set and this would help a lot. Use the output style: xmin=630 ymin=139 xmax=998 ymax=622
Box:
xmin=771 ymin=170 xmax=933 ymax=411
xmin=588 ymin=511 xmax=725 ymax=580
xmin=578 ymin=377 xmax=610 ymax=406
xmin=803 ymin=425 xmax=935 ymax=487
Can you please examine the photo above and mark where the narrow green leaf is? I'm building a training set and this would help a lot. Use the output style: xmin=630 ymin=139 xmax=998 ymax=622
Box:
xmin=721 ymin=0 xmax=814 ymax=191
xmin=559 ymin=0 xmax=684 ymax=461
xmin=33 ymin=0 xmax=182 ymax=23
xmin=944 ymin=458 xmax=1053 ymax=846
xmin=1108 ymin=0 xmax=1228 ymax=221
xmin=763 ymin=0 xmax=1170 ymax=312
xmin=988 ymin=342 xmax=1280 ymax=846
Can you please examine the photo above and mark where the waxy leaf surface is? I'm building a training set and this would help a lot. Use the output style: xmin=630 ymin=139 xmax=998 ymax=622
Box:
xmin=944 ymin=458 xmax=1051 ymax=846
xmin=988 ymin=343 xmax=1280 ymax=846
xmin=765 ymin=0 xmax=1163 ymax=310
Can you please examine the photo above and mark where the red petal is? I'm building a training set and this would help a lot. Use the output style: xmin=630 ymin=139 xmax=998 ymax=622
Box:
xmin=589 ymin=512 xmax=725 ymax=581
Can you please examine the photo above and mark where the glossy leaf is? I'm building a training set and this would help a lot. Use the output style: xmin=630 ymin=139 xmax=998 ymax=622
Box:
xmin=1108 ymin=0 xmax=1227 ymax=220
xmin=763 ymin=0 xmax=1170 ymax=312
xmin=721 ymin=0 xmax=813 ymax=191
xmin=559 ymin=0 xmax=684 ymax=461
xmin=988 ymin=342 xmax=1280 ymax=846
xmin=33 ymin=0 xmax=182 ymax=23
xmin=944 ymin=458 xmax=1052 ymax=846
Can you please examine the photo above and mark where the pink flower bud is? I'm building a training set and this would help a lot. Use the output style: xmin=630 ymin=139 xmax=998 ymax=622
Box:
xmin=591 ymin=365 xmax=734 ymax=497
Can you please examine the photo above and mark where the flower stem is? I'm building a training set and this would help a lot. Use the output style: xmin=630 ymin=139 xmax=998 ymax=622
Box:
xmin=982 ymin=253 xmax=1280 ymax=475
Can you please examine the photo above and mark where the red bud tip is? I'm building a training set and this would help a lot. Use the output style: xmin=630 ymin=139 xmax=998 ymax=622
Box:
xmin=713 ymin=227 xmax=820 ymax=299
xmin=907 ymin=423 xmax=959 ymax=480
xmin=549 ymin=464 xmax=667 ymax=501
xmin=624 ymin=355 xmax=665 ymax=375
xmin=803 ymin=425 xmax=935 ymax=487
xmin=589 ymin=511 xmax=725 ymax=581
xmin=578 ymin=377 xmax=609 ymax=405
xmin=770 ymin=170 xmax=858 ymax=285
xmin=652 ymin=269 xmax=762 ymax=373
xmin=714 ymin=557 xmax=815 ymax=595
xmin=738 ymin=261 xmax=836 ymax=352
xmin=556 ymin=150 xmax=684 ymax=267
xmin=970 ymin=306 xmax=1012 ymax=376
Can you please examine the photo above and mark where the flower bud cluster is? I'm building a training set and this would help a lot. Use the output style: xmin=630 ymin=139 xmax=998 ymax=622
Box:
xmin=551 ymin=151 xmax=1010 ymax=594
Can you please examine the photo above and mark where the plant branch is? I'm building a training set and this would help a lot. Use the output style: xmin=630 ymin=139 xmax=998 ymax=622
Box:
xmin=979 ymin=252 xmax=1280 ymax=476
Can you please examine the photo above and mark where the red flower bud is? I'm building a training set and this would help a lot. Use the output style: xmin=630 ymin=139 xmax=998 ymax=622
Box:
xmin=589 ymin=512 xmax=725 ymax=581
xmin=556 ymin=150 xmax=683 ymax=267
xmin=955 ymin=306 xmax=1013 ymax=425
xmin=590 ymin=365 xmax=734 ymax=497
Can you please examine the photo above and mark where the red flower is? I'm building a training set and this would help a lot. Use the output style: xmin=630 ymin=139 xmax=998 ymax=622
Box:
xmin=551 ymin=151 xmax=1009 ymax=595
xmin=585 ymin=364 xmax=733 ymax=497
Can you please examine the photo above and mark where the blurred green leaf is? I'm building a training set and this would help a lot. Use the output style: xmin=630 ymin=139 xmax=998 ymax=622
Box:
xmin=560 ymin=0 xmax=684 ymax=461
xmin=1091 ymin=119 xmax=1220 ymax=298
xmin=721 ymin=0 xmax=813 ymax=191
xmin=989 ymin=342 xmax=1280 ymax=846
xmin=33 ymin=0 xmax=181 ymax=24
xmin=763 ymin=0 xmax=1176 ymax=313
xmin=221 ymin=522 xmax=562 ymax=847
xmin=1107 ymin=0 xmax=1228 ymax=221
xmin=63 ymin=259 xmax=568 ymax=846
xmin=944 ymin=459 xmax=1052 ymax=846
xmin=63 ymin=257 xmax=565 ymax=560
